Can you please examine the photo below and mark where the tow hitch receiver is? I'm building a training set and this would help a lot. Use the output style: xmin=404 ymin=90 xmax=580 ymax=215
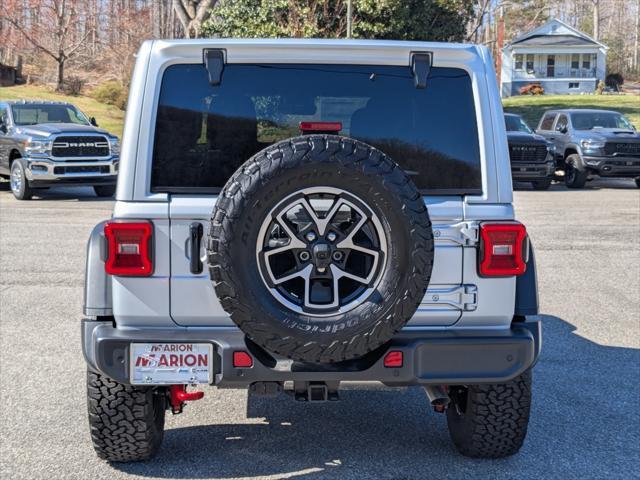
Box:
xmin=169 ymin=385 xmax=204 ymax=414
xmin=294 ymin=381 xmax=339 ymax=402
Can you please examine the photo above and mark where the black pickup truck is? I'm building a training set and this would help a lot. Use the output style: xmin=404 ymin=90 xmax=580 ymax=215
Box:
xmin=535 ymin=109 xmax=640 ymax=188
xmin=0 ymin=100 xmax=120 ymax=199
xmin=505 ymin=113 xmax=555 ymax=190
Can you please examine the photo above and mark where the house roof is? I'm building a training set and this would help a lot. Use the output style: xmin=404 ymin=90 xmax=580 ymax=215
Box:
xmin=506 ymin=18 xmax=608 ymax=50
xmin=513 ymin=34 xmax=597 ymax=47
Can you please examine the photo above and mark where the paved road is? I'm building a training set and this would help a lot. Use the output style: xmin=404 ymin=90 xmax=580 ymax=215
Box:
xmin=1 ymin=179 xmax=638 ymax=480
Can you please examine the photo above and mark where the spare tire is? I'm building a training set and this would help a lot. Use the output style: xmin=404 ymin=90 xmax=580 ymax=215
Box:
xmin=207 ymin=135 xmax=433 ymax=363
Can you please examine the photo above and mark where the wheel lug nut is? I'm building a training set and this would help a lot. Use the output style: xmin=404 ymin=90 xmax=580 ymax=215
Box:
xmin=305 ymin=232 xmax=316 ymax=242
xmin=299 ymin=251 xmax=310 ymax=262
xmin=327 ymin=232 xmax=337 ymax=242
xmin=332 ymin=251 xmax=344 ymax=262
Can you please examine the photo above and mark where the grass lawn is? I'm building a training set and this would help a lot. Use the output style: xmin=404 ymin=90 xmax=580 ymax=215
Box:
xmin=0 ymin=84 xmax=125 ymax=138
xmin=503 ymin=94 xmax=640 ymax=129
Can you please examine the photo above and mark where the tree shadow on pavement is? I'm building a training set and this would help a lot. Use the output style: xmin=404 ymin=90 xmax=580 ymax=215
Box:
xmin=114 ymin=315 xmax=639 ymax=480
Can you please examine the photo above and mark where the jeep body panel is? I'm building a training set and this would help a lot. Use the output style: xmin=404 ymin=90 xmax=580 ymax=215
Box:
xmin=83 ymin=39 xmax=538 ymax=388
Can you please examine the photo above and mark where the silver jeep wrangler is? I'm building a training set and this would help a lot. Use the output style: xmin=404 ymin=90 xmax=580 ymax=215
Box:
xmin=82 ymin=39 xmax=541 ymax=462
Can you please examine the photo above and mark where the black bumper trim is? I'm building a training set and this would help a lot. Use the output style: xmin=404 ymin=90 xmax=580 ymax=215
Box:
xmin=582 ymin=156 xmax=640 ymax=177
xmin=511 ymin=161 xmax=555 ymax=181
xmin=82 ymin=320 xmax=541 ymax=388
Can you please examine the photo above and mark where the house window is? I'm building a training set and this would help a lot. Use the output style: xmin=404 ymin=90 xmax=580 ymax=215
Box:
xmin=582 ymin=55 xmax=591 ymax=70
xmin=514 ymin=54 xmax=523 ymax=70
xmin=569 ymin=82 xmax=580 ymax=89
xmin=571 ymin=54 xmax=580 ymax=70
xmin=525 ymin=54 xmax=534 ymax=73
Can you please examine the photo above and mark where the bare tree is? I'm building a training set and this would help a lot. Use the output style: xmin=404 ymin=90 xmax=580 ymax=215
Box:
xmin=1 ymin=0 xmax=90 ymax=90
xmin=173 ymin=0 xmax=217 ymax=38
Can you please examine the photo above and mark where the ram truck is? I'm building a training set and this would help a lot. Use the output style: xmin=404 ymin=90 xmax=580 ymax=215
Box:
xmin=0 ymin=100 xmax=119 ymax=199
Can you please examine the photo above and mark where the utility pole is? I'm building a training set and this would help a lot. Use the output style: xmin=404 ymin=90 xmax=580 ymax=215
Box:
xmin=496 ymin=6 xmax=505 ymax=86
xmin=635 ymin=0 xmax=639 ymax=73
xmin=347 ymin=0 xmax=353 ymax=39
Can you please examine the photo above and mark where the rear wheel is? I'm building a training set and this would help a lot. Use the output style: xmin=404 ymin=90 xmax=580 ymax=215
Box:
xmin=531 ymin=179 xmax=551 ymax=190
xmin=564 ymin=155 xmax=588 ymax=189
xmin=10 ymin=159 xmax=33 ymax=200
xmin=446 ymin=370 xmax=532 ymax=458
xmin=87 ymin=370 xmax=166 ymax=462
xmin=93 ymin=184 xmax=116 ymax=197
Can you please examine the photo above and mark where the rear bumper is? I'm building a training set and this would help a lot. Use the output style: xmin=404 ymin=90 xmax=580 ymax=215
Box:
xmin=582 ymin=155 xmax=640 ymax=177
xmin=511 ymin=161 xmax=555 ymax=181
xmin=82 ymin=319 xmax=541 ymax=388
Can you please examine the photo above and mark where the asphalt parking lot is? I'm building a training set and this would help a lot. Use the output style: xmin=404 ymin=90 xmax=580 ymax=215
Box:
xmin=0 ymin=178 xmax=638 ymax=480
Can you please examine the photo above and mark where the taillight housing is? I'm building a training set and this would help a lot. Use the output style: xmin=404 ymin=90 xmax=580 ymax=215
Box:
xmin=104 ymin=221 xmax=153 ymax=276
xmin=478 ymin=222 xmax=527 ymax=277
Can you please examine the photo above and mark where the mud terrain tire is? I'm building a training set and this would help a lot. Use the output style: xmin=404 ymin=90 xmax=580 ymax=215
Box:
xmin=207 ymin=135 xmax=434 ymax=363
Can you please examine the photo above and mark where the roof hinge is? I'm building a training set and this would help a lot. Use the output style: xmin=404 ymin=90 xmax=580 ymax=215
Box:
xmin=411 ymin=52 xmax=432 ymax=89
xmin=203 ymin=49 xmax=225 ymax=86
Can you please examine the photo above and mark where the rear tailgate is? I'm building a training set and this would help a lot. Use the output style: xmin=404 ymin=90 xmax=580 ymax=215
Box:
xmin=169 ymin=195 xmax=469 ymax=327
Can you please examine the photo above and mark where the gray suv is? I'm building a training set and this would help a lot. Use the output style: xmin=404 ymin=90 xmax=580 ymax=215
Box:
xmin=81 ymin=39 xmax=541 ymax=462
xmin=536 ymin=109 xmax=640 ymax=188
xmin=0 ymin=100 xmax=120 ymax=199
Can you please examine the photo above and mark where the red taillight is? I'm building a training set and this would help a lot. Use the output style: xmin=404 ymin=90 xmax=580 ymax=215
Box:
xmin=104 ymin=221 xmax=153 ymax=276
xmin=479 ymin=223 xmax=527 ymax=277
xmin=299 ymin=121 xmax=342 ymax=134
xmin=233 ymin=351 xmax=253 ymax=368
xmin=383 ymin=351 xmax=403 ymax=368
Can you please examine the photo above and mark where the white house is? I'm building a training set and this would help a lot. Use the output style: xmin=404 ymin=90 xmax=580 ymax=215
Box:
xmin=500 ymin=18 xmax=608 ymax=97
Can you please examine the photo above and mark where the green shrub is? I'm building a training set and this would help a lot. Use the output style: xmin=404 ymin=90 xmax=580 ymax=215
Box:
xmin=92 ymin=81 xmax=128 ymax=110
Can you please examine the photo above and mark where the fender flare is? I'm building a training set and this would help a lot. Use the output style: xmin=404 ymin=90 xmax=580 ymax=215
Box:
xmin=515 ymin=239 xmax=538 ymax=316
xmin=84 ymin=220 xmax=112 ymax=317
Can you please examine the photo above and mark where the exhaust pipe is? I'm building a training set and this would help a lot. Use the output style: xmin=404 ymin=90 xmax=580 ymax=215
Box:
xmin=424 ymin=385 xmax=450 ymax=409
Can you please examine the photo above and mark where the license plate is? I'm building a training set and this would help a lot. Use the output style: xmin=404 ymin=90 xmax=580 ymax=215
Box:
xmin=130 ymin=343 xmax=213 ymax=385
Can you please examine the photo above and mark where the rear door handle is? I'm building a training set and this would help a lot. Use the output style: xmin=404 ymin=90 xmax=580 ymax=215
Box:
xmin=189 ymin=222 xmax=204 ymax=274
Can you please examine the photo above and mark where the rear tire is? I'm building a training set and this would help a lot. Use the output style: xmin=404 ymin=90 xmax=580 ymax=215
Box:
xmin=10 ymin=159 xmax=33 ymax=200
xmin=87 ymin=370 xmax=166 ymax=462
xmin=93 ymin=184 xmax=116 ymax=197
xmin=635 ymin=177 xmax=640 ymax=188
xmin=446 ymin=370 xmax=532 ymax=458
xmin=531 ymin=179 xmax=551 ymax=190
xmin=564 ymin=155 xmax=588 ymax=189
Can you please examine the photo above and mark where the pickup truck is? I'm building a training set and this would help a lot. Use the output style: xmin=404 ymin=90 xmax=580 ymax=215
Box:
xmin=505 ymin=113 xmax=555 ymax=190
xmin=0 ymin=100 xmax=120 ymax=199
xmin=536 ymin=108 xmax=640 ymax=188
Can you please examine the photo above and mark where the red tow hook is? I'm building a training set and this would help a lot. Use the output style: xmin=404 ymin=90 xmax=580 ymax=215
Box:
xmin=169 ymin=385 xmax=204 ymax=414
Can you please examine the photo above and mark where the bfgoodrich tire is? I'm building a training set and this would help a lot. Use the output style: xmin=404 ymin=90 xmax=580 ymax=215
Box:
xmin=207 ymin=135 xmax=434 ymax=363
xmin=87 ymin=371 xmax=166 ymax=462
xmin=446 ymin=370 xmax=532 ymax=458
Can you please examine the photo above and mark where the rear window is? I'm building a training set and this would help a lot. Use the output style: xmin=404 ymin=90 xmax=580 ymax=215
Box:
xmin=151 ymin=63 xmax=482 ymax=194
